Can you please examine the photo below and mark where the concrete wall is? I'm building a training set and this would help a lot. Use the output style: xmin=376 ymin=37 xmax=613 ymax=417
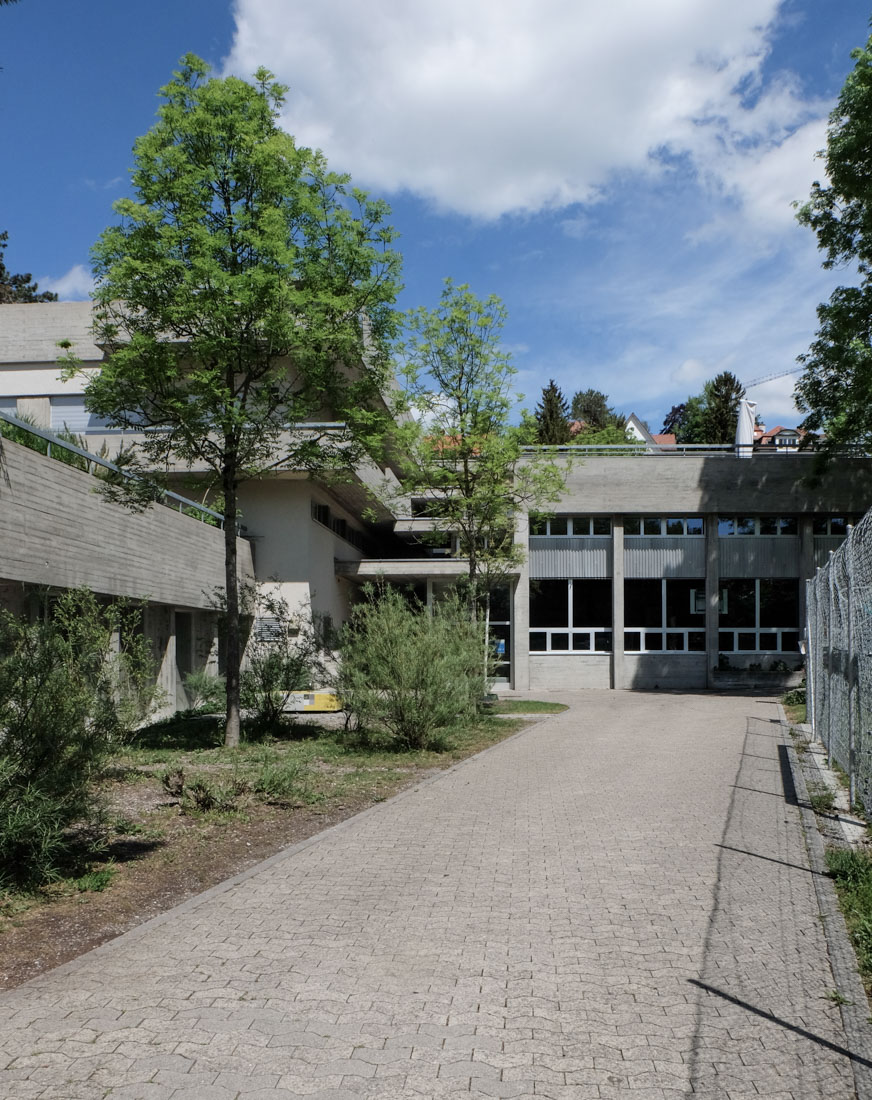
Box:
xmin=623 ymin=654 xmax=707 ymax=690
xmin=529 ymin=655 xmax=611 ymax=691
xmin=0 ymin=435 xmax=253 ymax=607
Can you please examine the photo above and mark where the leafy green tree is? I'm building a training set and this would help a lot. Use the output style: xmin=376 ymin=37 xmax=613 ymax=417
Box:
xmin=395 ymin=280 xmax=565 ymax=619
xmin=662 ymin=373 xmax=744 ymax=444
xmin=65 ymin=55 xmax=400 ymax=747
xmin=0 ymin=231 xmax=57 ymax=303
xmin=570 ymin=387 xmax=624 ymax=431
xmin=794 ymin=30 xmax=872 ymax=449
xmin=536 ymin=379 xmax=571 ymax=444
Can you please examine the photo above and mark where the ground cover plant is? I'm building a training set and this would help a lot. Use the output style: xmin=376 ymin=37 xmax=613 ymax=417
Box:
xmin=826 ymin=847 xmax=872 ymax=992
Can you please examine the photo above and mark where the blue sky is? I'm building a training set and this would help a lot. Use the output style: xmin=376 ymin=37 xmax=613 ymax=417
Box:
xmin=1 ymin=0 xmax=869 ymax=433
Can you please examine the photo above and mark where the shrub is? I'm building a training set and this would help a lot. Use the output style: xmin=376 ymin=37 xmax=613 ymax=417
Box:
xmin=337 ymin=585 xmax=488 ymax=750
xmin=0 ymin=589 xmax=160 ymax=889
xmin=183 ymin=668 xmax=226 ymax=713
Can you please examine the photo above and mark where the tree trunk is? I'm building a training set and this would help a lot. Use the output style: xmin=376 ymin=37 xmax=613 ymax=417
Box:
xmin=222 ymin=459 xmax=241 ymax=748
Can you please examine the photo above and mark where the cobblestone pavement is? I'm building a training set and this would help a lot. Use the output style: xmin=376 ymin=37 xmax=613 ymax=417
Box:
xmin=0 ymin=691 xmax=864 ymax=1099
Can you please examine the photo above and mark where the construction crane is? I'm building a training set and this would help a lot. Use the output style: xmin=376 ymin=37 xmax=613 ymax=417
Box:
xmin=741 ymin=366 xmax=803 ymax=390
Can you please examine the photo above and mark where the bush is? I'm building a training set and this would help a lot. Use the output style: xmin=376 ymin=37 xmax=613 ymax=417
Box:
xmin=337 ymin=585 xmax=488 ymax=750
xmin=0 ymin=589 xmax=160 ymax=889
xmin=183 ymin=668 xmax=226 ymax=712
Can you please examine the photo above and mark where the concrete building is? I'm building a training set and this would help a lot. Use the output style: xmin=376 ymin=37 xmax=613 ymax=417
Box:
xmin=2 ymin=300 xmax=871 ymax=698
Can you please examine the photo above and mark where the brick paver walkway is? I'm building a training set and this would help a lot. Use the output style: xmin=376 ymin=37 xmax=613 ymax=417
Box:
xmin=0 ymin=691 xmax=864 ymax=1098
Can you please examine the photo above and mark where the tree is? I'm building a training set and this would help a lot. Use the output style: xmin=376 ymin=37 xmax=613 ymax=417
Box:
xmin=536 ymin=379 xmax=571 ymax=444
xmin=794 ymin=30 xmax=872 ymax=450
xmin=0 ymin=231 xmax=57 ymax=303
xmin=65 ymin=55 xmax=401 ymax=747
xmin=663 ymin=372 xmax=744 ymax=444
xmin=395 ymin=280 xmax=565 ymax=619
xmin=570 ymin=387 xmax=624 ymax=431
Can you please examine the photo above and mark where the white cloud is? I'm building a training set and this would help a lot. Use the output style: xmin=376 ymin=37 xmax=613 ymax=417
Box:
xmin=226 ymin=0 xmax=821 ymax=219
xmin=43 ymin=264 xmax=93 ymax=301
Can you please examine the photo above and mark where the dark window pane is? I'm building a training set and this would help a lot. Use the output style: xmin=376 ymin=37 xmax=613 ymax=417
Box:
xmin=644 ymin=632 xmax=663 ymax=651
xmin=530 ymin=517 xmax=546 ymax=535
xmin=779 ymin=516 xmax=798 ymax=536
xmin=736 ymin=517 xmax=756 ymax=535
xmin=572 ymin=633 xmax=591 ymax=651
xmin=688 ymin=632 xmax=706 ymax=651
xmin=571 ymin=516 xmax=590 ymax=535
xmin=831 ymin=517 xmax=847 ymax=536
xmin=812 ymin=518 xmax=827 ymax=535
xmin=737 ymin=632 xmax=757 ymax=651
xmin=718 ymin=517 xmax=735 ymax=536
xmin=624 ymin=631 xmax=641 ymax=652
xmin=718 ymin=632 xmax=735 ymax=651
xmin=759 ymin=579 xmax=798 ymax=628
xmin=666 ymin=579 xmax=703 ymax=628
xmin=759 ymin=633 xmax=778 ymax=651
xmin=665 ymin=518 xmax=684 ymax=535
xmin=625 ymin=579 xmax=662 ymax=628
xmin=720 ymin=580 xmax=755 ymax=627
xmin=643 ymin=518 xmax=661 ymax=535
xmin=759 ymin=516 xmax=777 ymax=535
xmin=781 ymin=631 xmax=800 ymax=652
xmin=686 ymin=518 xmax=704 ymax=536
xmin=573 ymin=580 xmax=612 ymax=628
xmin=666 ymin=633 xmax=684 ymax=651
xmin=624 ymin=517 xmax=641 ymax=536
xmin=530 ymin=632 xmax=547 ymax=652
xmin=491 ymin=624 xmax=510 ymax=661
xmin=550 ymin=517 xmax=568 ymax=535
xmin=592 ymin=517 xmax=611 ymax=535
xmin=551 ymin=633 xmax=569 ymax=651
xmin=530 ymin=580 xmax=569 ymax=628
xmin=489 ymin=586 xmax=511 ymax=622
xmin=594 ymin=632 xmax=612 ymax=652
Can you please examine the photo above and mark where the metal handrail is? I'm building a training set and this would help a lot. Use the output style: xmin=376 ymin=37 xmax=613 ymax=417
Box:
xmin=521 ymin=442 xmax=867 ymax=456
xmin=0 ymin=409 xmax=225 ymax=527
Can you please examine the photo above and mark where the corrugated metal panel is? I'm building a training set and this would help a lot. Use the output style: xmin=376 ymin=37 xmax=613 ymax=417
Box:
xmin=624 ymin=537 xmax=706 ymax=578
xmin=50 ymin=396 xmax=114 ymax=433
xmin=529 ymin=536 xmax=612 ymax=578
xmin=813 ymin=535 xmax=846 ymax=569
xmin=718 ymin=536 xmax=800 ymax=577
xmin=0 ymin=398 xmax=16 ymax=414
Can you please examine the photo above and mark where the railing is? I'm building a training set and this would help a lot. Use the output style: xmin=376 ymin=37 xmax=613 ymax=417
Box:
xmin=521 ymin=443 xmax=868 ymax=456
xmin=0 ymin=409 xmax=225 ymax=528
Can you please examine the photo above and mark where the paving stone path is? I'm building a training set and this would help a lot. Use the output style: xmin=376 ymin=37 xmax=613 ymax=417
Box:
xmin=0 ymin=691 xmax=865 ymax=1099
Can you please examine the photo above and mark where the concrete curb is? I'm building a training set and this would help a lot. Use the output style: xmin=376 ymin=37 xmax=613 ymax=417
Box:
xmin=781 ymin=712 xmax=872 ymax=1100
xmin=0 ymin=712 xmax=549 ymax=1000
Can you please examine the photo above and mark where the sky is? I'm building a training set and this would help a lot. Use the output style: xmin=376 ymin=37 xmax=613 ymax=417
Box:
xmin=1 ymin=0 xmax=869 ymax=434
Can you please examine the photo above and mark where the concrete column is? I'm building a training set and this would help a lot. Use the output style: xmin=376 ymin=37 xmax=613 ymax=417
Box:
xmin=513 ymin=512 xmax=530 ymax=690
xmin=799 ymin=516 xmax=815 ymax=628
xmin=705 ymin=513 xmax=720 ymax=689
xmin=612 ymin=515 xmax=624 ymax=690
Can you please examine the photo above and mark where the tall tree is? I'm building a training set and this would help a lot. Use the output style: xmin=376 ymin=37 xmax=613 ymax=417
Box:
xmin=700 ymin=371 xmax=745 ymax=443
xmin=794 ymin=30 xmax=872 ymax=450
xmin=64 ymin=55 xmax=401 ymax=747
xmin=395 ymin=281 xmax=565 ymax=619
xmin=536 ymin=379 xmax=571 ymax=445
xmin=570 ymin=387 xmax=623 ymax=431
xmin=0 ymin=232 xmax=57 ymax=302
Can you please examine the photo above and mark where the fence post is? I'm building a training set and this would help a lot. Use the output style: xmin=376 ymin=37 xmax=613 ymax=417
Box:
xmin=847 ymin=528 xmax=856 ymax=808
xmin=827 ymin=551 xmax=835 ymax=768
xmin=806 ymin=577 xmax=816 ymax=741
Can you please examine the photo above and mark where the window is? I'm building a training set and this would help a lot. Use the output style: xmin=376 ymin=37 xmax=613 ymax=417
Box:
xmin=624 ymin=579 xmax=706 ymax=652
xmin=718 ymin=516 xmax=798 ymax=536
xmin=489 ymin=585 xmax=512 ymax=680
xmin=530 ymin=515 xmax=611 ymax=536
xmin=813 ymin=516 xmax=859 ymax=536
xmin=718 ymin=579 xmax=799 ymax=653
xmin=529 ymin=579 xmax=612 ymax=653
xmin=624 ymin=517 xmax=704 ymax=536
xmin=49 ymin=395 xmax=116 ymax=433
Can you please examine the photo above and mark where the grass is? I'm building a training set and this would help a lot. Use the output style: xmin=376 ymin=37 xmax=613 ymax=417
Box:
xmin=487 ymin=700 xmax=568 ymax=715
xmin=826 ymin=847 xmax=872 ymax=992
xmin=807 ymin=781 xmax=837 ymax=814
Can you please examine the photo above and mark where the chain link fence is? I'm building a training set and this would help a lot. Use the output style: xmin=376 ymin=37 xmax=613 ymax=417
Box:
xmin=807 ymin=508 xmax=872 ymax=812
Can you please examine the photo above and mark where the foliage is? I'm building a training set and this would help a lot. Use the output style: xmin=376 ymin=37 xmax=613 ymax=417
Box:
xmin=182 ymin=668 xmax=226 ymax=713
xmin=0 ymin=230 xmax=57 ymax=303
xmin=663 ymin=372 xmax=745 ymax=443
xmin=794 ymin=31 xmax=872 ymax=451
xmin=826 ymin=847 xmax=872 ymax=984
xmin=535 ymin=379 xmax=571 ymax=444
xmin=63 ymin=54 xmax=401 ymax=747
xmin=337 ymin=585 xmax=487 ymax=749
xmin=393 ymin=280 xmax=566 ymax=616
xmin=240 ymin=587 xmax=332 ymax=736
xmin=573 ymin=424 xmax=634 ymax=446
xmin=570 ymin=388 xmax=624 ymax=431
xmin=0 ymin=412 xmax=93 ymax=472
xmin=0 ymin=590 xmax=160 ymax=888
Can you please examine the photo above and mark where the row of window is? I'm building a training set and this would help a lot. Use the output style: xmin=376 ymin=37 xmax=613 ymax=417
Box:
xmin=529 ymin=578 xmax=799 ymax=654
xmin=530 ymin=515 xmax=860 ymax=539
xmin=311 ymin=501 xmax=369 ymax=553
